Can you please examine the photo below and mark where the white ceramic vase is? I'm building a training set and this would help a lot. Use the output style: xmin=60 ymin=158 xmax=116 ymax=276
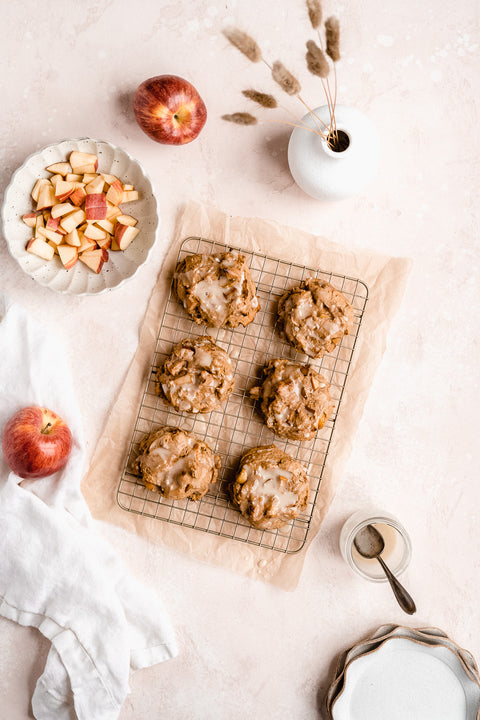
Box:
xmin=287 ymin=105 xmax=381 ymax=201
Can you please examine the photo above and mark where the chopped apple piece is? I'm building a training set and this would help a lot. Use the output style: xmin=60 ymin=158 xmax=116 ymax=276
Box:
xmin=85 ymin=193 xmax=107 ymax=220
xmin=84 ymin=223 xmax=106 ymax=241
xmin=43 ymin=228 xmax=64 ymax=244
xmin=65 ymin=173 xmax=82 ymax=182
xmin=79 ymin=248 xmax=108 ymax=273
xmin=35 ymin=214 xmax=44 ymax=238
xmin=49 ymin=174 xmax=63 ymax=189
xmin=51 ymin=202 xmax=75 ymax=218
xmin=54 ymin=180 xmax=75 ymax=203
xmin=96 ymin=218 xmax=115 ymax=234
xmin=106 ymin=202 xmax=122 ymax=220
xmin=122 ymin=190 xmax=139 ymax=203
xmin=101 ymin=172 xmax=120 ymax=185
xmin=69 ymin=151 xmax=98 ymax=174
xmin=69 ymin=184 xmax=87 ymax=207
xmin=46 ymin=162 xmax=71 ymax=176
xmin=105 ymin=180 xmax=124 ymax=205
xmin=117 ymin=214 xmax=137 ymax=227
xmin=123 ymin=184 xmax=134 ymax=191
xmin=58 ymin=244 xmax=78 ymax=269
xmin=96 ymin=235 xmax=112 ymax=250
xmin=65 ymin=228 xmax=81 ymax=247
xmin=47 ymin=240 xmax=61 ymax=255
xmin=78 ymin=233 xmax=97 ymax=253
xmin=85 ymin=175 xmax=105 ymax=195
xmin=60 ymin=208 xmax=86 ymax=234
xmin=22 ymin=213 xmax=37 ymax=228
xmin=46 ymin=215 xmax=60 ymax=231
xmin=26 ymin=236 xmax=55 ymax=261
xmin=110 ymin=237 xmax=120 ymax=251
xmin=36 ymin=183 xmax=57 ymax=211
xmin=114 ymin=223 xmax=139 ymax=250
xmin=82 ymin=173 xmax=98 ymax=184
xmin=31 ymin=178 xmax=51 ymax=203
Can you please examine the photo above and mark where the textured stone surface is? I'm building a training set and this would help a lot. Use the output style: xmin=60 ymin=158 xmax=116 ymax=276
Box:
xmin=0 ymin=1 xmax=479 ymax=718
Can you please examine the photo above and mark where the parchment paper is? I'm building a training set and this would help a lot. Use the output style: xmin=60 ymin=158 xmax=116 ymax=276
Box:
xmin=81 ymin=201 xmax=412 ymax=591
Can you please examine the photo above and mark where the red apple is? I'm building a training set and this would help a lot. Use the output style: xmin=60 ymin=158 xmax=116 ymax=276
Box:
xmin=133 ymin=75 xmax=207 ymax=145
xmin=2 ymin=406 xmax=72 ymax=479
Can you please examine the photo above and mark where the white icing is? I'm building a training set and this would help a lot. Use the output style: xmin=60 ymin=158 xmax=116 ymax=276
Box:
xmin=195 ymin=348 xmax=212 ymax=367
xmin=249 ymin=465 xmax=297 ymax=511
xmin=192 ymin=279 xmax=228 ymax=318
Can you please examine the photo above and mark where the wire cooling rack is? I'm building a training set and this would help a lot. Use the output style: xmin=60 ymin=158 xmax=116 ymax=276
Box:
xmin=117 ymin=237 xmax=368 ymax=553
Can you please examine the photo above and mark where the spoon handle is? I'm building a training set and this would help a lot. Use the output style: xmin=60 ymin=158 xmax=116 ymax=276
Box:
xmin=377 ymin=556 xmax=417 ymax=615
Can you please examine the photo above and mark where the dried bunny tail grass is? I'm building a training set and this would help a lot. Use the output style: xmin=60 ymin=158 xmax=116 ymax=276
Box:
xmin=305 ymin=40 xmax=330 ymax=78
xmin=325 ymin=16 xmax=341 ymax=62
xmin=271 ymin=61 xmax=302 ymax=96
xmin=223 ymin=27 xmax=262 ymax=62
xmin=306 ymin=0 xmax=323 ymax=29
xmin=222 ymin=112 xmax=258 ymax=125
xmin=242 ymin=89 xmax=278 ymax=108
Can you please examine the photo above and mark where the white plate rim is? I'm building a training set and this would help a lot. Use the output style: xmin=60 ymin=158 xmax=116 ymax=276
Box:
xmin=1 ymin=137 xmax=160 ymax=296
xmin=330 ymin=635 xmax=480 ymax=720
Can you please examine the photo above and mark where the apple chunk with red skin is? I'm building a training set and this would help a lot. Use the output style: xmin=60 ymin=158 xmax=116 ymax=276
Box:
xmin=133 ymin=75 xmax=207 ymax=145
xmin=2 ymin=406 xmax=72 ymax=479
xmin=85 ymin=193 xmax=107 ymax=220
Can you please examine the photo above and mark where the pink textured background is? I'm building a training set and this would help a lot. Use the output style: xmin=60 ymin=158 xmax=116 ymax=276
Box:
xmin=0 ymin=1 xmax=478 ymax=718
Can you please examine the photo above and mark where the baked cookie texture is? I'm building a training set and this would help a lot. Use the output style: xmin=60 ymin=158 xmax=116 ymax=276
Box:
xmin=173 ymin=251 xmax=260 ymax=328
xmin=136 ymin=426 xmax=220 ymax=500
xmin=250 ymin=358 xmax=334 ymax=440
xmin=232 ymin=445 xmax=310 ymax=530
xmin=156 ymin=336 xmax=235 ymax=414
xmin=277 ymin=278 xmax=354 ymax=358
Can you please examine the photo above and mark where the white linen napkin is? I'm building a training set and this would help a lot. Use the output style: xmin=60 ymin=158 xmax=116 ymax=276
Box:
xmin=0 ymin=296 xmax=177 ymax=720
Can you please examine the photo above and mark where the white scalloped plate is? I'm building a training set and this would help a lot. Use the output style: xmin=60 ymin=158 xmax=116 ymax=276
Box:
xmin=331 ymin=637 xmax=480 ymax=720
xmin=1 ymin=138 xmax=160 ymax=295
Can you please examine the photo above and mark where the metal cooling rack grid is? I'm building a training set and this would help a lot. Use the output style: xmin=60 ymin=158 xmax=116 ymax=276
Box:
xmin=117 ymin=236 xmax=368 ymax=553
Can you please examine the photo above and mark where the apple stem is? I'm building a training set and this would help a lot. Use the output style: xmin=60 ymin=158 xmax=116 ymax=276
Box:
xmin=41 ymin=422 xmax=53 ymax=435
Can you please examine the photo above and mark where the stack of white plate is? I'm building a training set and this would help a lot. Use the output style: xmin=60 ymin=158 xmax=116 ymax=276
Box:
xmin=326 ymin=624 xmax=480 ymax=720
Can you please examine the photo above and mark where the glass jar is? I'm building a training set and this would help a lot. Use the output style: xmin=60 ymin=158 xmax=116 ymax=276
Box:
xmin=339 ymin=508 xmax=412 ymax=582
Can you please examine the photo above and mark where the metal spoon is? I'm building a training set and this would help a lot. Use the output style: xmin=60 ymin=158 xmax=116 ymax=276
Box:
xmin=354 ymin=524 xmax=416 ymax=615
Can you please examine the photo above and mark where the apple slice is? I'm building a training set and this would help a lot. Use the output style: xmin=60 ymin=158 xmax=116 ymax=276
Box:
xmin=106 ymin=202 xmax=122 ymax=220
xmin=105 ymin=180 xmax=124 ymax=205
xmin=96 ymin=234 xmax=112 ymax=250
xmin=110 ymin=237 xmax=120 ymax=251
xmin=85 ymin=193 xmax=107 ymax=220
xmin=65 ymin=228 xmax=81 ymax=247
xmin=69 ymin=151 xmax=98 ymax=174
xmin=35 ymin=214 xmax=44 ymax=238
xmin=54 ymin=180 xmax=75 ymax=203
xmin=114 ymin=223 xmax=139 ymax=250
xmin=46 ymin=215 xmax=60 ymax=231
xmin=83 ymin=223 xmax=106 ymax=241
xmin=123 ymin=184 xmax=134 ymax=191
xmin=79 ymin=248 xmax=108 ymax=273
xmin=78 ymin=233 xmax=97 ymax=253
xmin=58 ymin=244 xmax=78 ymax=269
xmin=46 ymin=162 xmax=71 ymax=176
xmin=31 ymin=178 xmax=50 ymax=203
xmin=49 ymin=174 xmax=63 ymax=189
xmin=36 ymin=183 xmax=57 ymax=211
xmin=122 ymin=190 xmax=139 ymax=203
xmin=65 ymin=173 xmax=82 ymax=182
xmin=95 ymin=218 xmax=115 ymax=234
xmin=101 ymin=172 xmax=120 ymax=185
xmin=22 ymin=213 xmax=37 ymax=228
xmin=85 ymin=175 xmax=105 ymax=195
xmin=117 ymin=214 xmax=138 ymax=227
xmin=51 ymin=202 xmax=76 ymax=218
xmin=43 ymin=228 xmax=64 ymax=244
xmin=60 ymin=208 xmax=86 ymax=234
xmin=69 ymin=184 xmax=87 ymax=207
xmin=26 ymin=236 xmax=55 ymax=261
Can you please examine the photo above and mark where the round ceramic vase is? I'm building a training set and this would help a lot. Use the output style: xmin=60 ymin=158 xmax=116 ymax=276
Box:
xmin=287 ymin=105 xmax=381 ymax=201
